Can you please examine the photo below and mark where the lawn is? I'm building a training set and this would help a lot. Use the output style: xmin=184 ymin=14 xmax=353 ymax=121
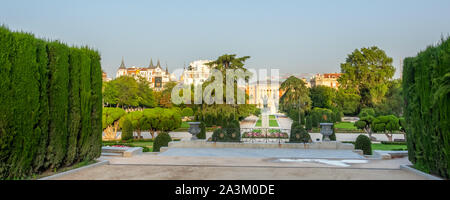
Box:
xmin=180 ymin=121 xmax=190 ymax=128
xmin=269 ymin=120 xmax=279 ymax=127
xmin=371 ymin=143 xmax=408 ymax=151
xmin=255 ymin=119 xmax=262 ymax=127
xmin=269 ymin=115 xmax=276 ymax=120
xmin=103 ymin=140 xmax=154 ymax=152
xmin=334 ymin=122 xmax=357 ymax=130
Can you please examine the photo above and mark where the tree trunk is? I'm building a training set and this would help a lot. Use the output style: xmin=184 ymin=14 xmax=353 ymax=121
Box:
xmin=386 ymin=133 xmax=393 ymax=142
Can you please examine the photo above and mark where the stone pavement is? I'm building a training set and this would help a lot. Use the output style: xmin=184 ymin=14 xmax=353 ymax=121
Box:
xmin=158 ymin=148 xmax=365 ymax=159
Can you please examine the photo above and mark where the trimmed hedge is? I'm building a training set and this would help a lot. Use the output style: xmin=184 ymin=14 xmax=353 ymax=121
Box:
xmin=403 ymin=37 xmax=450 ymax=178
xmin=355 ymin=135 xmax=372 ymax=155
xmin=0 ymin=27 xmax=102 ymax=179
xmin=153 ymin=132 xmax=172 ymax=152
xmin=289 ymin=121 xmax=311 ymax=143
xmin=197 ymin=122 xmax=206 ymax=139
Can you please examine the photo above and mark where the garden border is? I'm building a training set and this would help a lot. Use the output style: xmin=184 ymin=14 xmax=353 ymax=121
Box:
xmin=38 ymin=159 xmax=109 ymax=180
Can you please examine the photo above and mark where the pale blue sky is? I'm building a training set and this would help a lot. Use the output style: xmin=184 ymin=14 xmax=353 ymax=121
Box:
xmin=1 ymin=0 xmax=450 ymax=78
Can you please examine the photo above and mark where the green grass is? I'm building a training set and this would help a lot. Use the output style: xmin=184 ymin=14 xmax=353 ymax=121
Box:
xmin=255 ymin=119 xmax=262 ymax=127
xmin=269 ymin=115 xmax=276 ymax=120
xmin=334 ymin=122 xmax=357 ymax=130
xmin=103 ymin=141 xmax=154 ymax=152
xmin=180 ymin=121 xmax=190 ymax=128
xmin=371 ymin=143 xmax=408 ymax=151
xmin=269 ymin=120 xmax=279 ymax=127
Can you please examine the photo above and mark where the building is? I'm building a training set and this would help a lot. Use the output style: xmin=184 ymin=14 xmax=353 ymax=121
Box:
xmin=115 ymin=58 xmax=176 ymax=91
xmin=102 ymin=71 xmax=111 ymax=82
xmin=309 ymin=73 xmax=342 ymax=89
xmin=246 ymin=80 xmax=282 ymax=115
xmin=180 ymin=60 xmax=212 ymax=85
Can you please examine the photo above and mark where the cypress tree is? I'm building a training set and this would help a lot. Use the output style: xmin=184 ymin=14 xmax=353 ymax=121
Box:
xmin=32 ymin=39 xmax=49 ymax=172
xmin=7 ymin=32 xmax=40 ymax=178
xmin=87 ymin=49 xmax=102 ymax=160
xmin=0 ymin=27 xmax=14 ymax=178
xmin=77 ymin=48 xmax=92 ymax=162
xmin=46 ymin=41 xmax=70 ymax=169
xmin=65 ymin=48 xmax=82 ymax=166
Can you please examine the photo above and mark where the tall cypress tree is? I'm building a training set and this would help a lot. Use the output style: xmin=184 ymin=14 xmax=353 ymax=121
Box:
xmin=32 ymin=39 xmax=49 ymax=172
xmin=46 ymin=41 xmax=70 ymax=169
xmin=77 ymin=48 xmax=92 ymax=161
xmin=0 ymin=27 xmax=14 ymax=178
xmin=65 ymin=48 xmax=82 ymax=166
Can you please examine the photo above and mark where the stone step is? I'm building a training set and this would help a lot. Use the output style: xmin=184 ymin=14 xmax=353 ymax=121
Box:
xmin=101 ymin=152 xmax=122 ymax=157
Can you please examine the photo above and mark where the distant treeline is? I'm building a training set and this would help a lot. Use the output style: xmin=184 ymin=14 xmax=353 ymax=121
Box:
xmin=403 ymin=37 xmax=450 ymax=179
xmin=0 ymin=26 xmax=102 ymax=179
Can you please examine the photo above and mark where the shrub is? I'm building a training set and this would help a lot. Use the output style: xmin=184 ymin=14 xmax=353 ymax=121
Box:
xmin=153 ymin=132 xmax=172 ymax=152
xmin=355 ymin=135 xmax=372 ymax=155
xmin=121 ymin=118 xmax=133 ymax=141
xmin=289 ymin=121 xmax=311 ymax=143
xmin=181 ymin=107 xmax=194 ymax=117
xmin=197 ymin=122 xmax=206 ymax=139
xmin=305 ymin=116 xmax=312 ymax=131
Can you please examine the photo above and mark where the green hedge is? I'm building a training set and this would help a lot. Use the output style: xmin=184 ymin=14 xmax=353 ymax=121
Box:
xmin=0 ymin=27 xmax=102 ymax=179
xmin=403 ymin=37 xmax=450 ymax=179
xmin=153 ymin=132 xmax=172 ymax=152
xmin=355 ymin=135 xmax=372 ymax=155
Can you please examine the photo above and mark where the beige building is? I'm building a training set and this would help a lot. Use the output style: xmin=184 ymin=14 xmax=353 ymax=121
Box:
xmin=310 ymin=73 xmax=342 ymax=89
xmin=180 ymin=60 xmax=212 ymax=86
xmin=115 ymin=58 xmax=176 ymax=91
xmin=246 ymin=80 xmax=281 ymax=115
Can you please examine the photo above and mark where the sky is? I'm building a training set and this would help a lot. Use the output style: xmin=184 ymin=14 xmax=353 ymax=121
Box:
xmin=1 ymin=0 xmax=450 ymax=79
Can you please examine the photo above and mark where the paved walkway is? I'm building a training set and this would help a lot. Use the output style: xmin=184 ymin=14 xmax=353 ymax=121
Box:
xmin=159 ymin=148 xmax=365 ymax=159
xmin=51 ymin=155 xmax=426 ymax=180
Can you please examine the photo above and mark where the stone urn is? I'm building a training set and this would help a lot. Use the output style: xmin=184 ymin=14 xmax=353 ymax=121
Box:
xmin=320 ymin=123 xmax=334 ymax=141
xmin=188 ymin=122 xmax=201 ymax=140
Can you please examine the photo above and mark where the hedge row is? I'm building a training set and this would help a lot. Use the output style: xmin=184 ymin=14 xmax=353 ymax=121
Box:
xmin=0 ymin=27 xmax=102 ymax=179
xmin=402 ymin=37 xmax=450 ymax=179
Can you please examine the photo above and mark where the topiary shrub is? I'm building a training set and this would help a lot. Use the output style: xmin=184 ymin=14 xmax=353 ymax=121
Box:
xmin=153 ymin=132 xmax=172 ymax=152
xmin=355 ymin=135 xmax=372 ymax=155
xmin=289 ymin=121 xmax=311 ymax=143
xmin=121 ymin=118 xmax=133 ymax=141
xmin=181 ymin=107 xmax=194 ymax=117
xmin=211 ymin=119 xmax=241 ymax=142
xmin=197 ymin=122 xmax=206 ymax=139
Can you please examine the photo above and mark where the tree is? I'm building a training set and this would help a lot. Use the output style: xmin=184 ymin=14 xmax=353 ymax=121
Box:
xmin=310 ymin=85 xmax=337 ymax=109
xmin=121 ymin=118 xmax=133 ymax=141
xmin=280 ymin=76 xmax=311 ymax=118
xmin=355 ymin=109 xmax=376 ymax=140
xmin=102 ymin=107 xmax=126 ymax=140
xmin=136 ymin=76 xmax=156 ymax=108
xmin=206 ymin=54 xmax=250 ymax=72
xmin=372 ymin=115 xmax=399 ymax=142
xmin=338 ymin=46 xmax=395 ymax=108
xmin=335 ymin=89 xmax=360 ymax=115
xmin=374 ymin=79 xmax=403 ymax=116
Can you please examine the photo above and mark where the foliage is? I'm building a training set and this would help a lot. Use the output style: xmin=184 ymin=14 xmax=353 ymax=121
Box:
xmin=121 ymin=118 xmax=133 ymax=141
xmin=211 ymin=119 xmax=241 ymax=142
xmin=289 ymin=122 xmax=311 ymax=143
xmin=372 ymin=115 xmax=400 ymax=141
xmin=338 ymin=46 xmax=395 ymax=108
xmin=355 ymin=135 xmax=372 ymax=155
xmin=334 ymin=89 xmax=361 ymax=115
xmin=103 ymin=76 xmax=156 ymax=108
xmin=358 ymin=108 xmax=375 ymax=118
xmin=102 ymin=107 xmax=126 ymax=130
xmin=310 ymin=85 xmax=337 ymax=109
xmin=280 ymin=76 xmax=311 ymax=114
xmin=403 ymin=37 xmax=450 ymax=178
xmin=374 ymin=79 xmax=404 ymax=116
xmin=197 ymin=122 xmax=206 ymax=139
xmin=181 ymin=107 xmax=194 ymax=117
xmin=0 ymin=27 xmax=102 ymax=179
xmin=152 ymin=132 xmax=172 ymax=152
xmin=305 ymin=116 xmax=313 ymax=131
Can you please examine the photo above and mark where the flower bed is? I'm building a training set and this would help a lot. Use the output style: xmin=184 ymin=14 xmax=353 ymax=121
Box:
xmin=243 ymin=129 xmax=288 ymax=138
